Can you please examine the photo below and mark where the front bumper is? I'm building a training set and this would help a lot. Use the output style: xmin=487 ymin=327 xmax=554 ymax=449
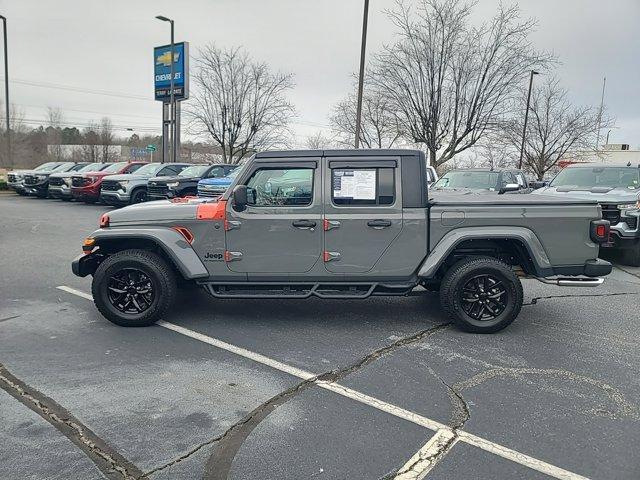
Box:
xmin=100 ymin=190 xmax=131 ymax=205
xmin=72 ymin=252 xmax=103 ymax=277
xmin=24 ymin=183 xmax=49 ymax=196
xmin=71 ymin=186 xmax=100 ymax=201
xmin=49 ymin=185 xmax=73 ymax=199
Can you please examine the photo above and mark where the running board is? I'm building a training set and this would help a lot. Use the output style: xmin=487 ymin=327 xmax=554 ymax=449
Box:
xmin=535 ymin=277 xmax=605 ymax=287
xmin=200 ymin=282 xmax=416 ymax=299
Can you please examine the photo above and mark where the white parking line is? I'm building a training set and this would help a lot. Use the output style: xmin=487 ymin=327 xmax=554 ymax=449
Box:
xmin=394 ymin=429 xmax=457 ymax=480
xmin=57 ymin=285 xmax=591 ymax=480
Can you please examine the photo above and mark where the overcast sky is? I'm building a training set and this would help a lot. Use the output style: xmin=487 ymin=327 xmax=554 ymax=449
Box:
xmin=0 ymin=0 xmax=638 ymax=148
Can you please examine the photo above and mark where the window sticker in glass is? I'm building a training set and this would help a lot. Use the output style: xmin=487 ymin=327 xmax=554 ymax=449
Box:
xmin=333 ymin=169 xmax=376 ymax=200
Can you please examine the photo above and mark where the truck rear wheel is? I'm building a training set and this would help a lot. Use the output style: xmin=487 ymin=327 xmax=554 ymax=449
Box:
xmin=440 ymin=256 xmax=523 ymax=333
xmin=622 ymin=245 xmax=640 ymax=267
xmin=91 ymin=249 xmax=177 ymax=327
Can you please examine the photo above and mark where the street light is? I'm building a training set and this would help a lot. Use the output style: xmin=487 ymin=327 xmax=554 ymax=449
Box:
xmin=0 ymin=15 xmax=10 ymax=169
xmin=155 ymin=15 xmax=175 ymax=163
xmin=518 ymin=70 xmax=539 ymax=170
xmin=354 ymin=0 xmax=370 ymax=149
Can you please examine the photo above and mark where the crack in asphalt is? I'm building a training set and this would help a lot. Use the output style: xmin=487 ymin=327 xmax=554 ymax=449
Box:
xmin=381 ymin=369 xmax=470 ymax=480
xmin=615 ymin=265 xmax=640 ymax=280
xmin=524 ymin=291 xmax=639 ymax=306
xmin=0 ymin=364 xmax=143 ymax=480
xmin=0 ymin=315 xmax=20 ymax=323
xmin=139 ymin=323 xmax=451 ymax=479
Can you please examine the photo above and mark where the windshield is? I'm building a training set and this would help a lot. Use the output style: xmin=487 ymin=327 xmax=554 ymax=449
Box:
xmin=227 ymin=168 xmax=240 ymax=179
xmin=179 ymin=165 xmax=210 ymax=177
xmin=51 ymin=162 xmax=76 ymax=172
xmin=34 ymin=162 xmax=59 ymax=171
xmin=550 ymin=166 xmax=640 ymax=189
xmin=102 ymin=162 xmax=128 ymax=173
xmin=433 ymin=171 xmax=499 ymax=190
xmin=133 ymin=163 xmax=164 ymax=176
xmin=79 ymin=162 xmax=104 ymax=172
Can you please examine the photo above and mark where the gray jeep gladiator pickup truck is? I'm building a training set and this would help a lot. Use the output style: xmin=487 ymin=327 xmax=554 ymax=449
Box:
xmin=72 ymin=149 xmax=612 ymax=333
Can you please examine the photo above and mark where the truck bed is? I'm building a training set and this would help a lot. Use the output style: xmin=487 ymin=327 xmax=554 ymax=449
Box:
xmin=428 ymin=192 xmax=598 ymax=206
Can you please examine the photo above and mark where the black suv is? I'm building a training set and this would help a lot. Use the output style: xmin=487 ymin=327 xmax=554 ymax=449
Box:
xmin=147 ymin=164 xmax=237 ymax=200
xmin=23 ymin=162 xmax=89 ymax=197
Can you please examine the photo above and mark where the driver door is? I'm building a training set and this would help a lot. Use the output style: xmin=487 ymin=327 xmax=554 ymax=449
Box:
xmin=224 ymin=160 xmax=322 ymax=275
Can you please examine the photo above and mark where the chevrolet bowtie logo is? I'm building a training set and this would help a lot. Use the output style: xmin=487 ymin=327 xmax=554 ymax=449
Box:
xmin=156 ymin=51 xmax=179 ymax=67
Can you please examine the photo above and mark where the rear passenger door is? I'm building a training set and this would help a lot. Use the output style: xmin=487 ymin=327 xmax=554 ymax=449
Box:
xmin=323 ymin=158 xmax=403 ymax=273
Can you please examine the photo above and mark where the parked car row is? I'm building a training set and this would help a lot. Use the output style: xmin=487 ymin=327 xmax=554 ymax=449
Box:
xmin=6 ymin=161 xmax=241 ymax=206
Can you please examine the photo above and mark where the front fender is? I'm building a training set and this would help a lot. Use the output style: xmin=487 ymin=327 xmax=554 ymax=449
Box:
xmin=83 ymin=227 xmax=209 ymax=279
xmin=418 ymin=226 xmax=552 ymax=279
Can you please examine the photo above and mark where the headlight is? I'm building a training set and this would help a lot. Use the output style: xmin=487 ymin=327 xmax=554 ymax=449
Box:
xmin=618 ymin=196 xmax=640 ymax=210
xmin=118 ymin=181 xmax=129 ymax=188
xmin=166 ymin=182 xmax=180 ymax=188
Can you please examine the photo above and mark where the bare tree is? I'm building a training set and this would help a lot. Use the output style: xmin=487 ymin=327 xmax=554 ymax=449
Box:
xmin=370 ymin=0 xmax=550 ymax=171
xmin=304 ymin=131 xmax=334 ymax=150
xmin=473 ymin=136 xmax=517 ymax=170
xmin=500 ymin=78 xmax=608 ymax=180
xmin=330 ymin=85 xmax=403 ymax=148
xmin=82 ymin=121 xmax=100 ymax=163
xmin=187 ymin=44 xmax=295 ymax=164
xmin=46 ymin=107 xmax=64 ymax=160
xmin=0 ymin=103 xmax=28 ymax=168
xmin=99 ymin=117 xmax=114 ymax=162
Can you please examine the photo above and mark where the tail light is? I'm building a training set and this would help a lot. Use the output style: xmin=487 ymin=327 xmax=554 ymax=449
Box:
xmin=590 ymin=219 xmax=610 ymax=244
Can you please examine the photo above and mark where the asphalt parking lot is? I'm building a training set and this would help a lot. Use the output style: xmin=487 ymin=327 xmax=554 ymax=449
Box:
xmin=1 ymin=193 xmax=640 ymax=480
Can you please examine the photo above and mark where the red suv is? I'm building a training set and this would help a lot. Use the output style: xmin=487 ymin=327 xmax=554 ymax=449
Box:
xmin=71 ymin=161 xmax=148 ymax=203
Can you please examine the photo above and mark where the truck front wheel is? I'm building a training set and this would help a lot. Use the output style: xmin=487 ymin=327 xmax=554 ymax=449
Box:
xmin=440 ymin=256 xmax=523 ymax=333
xmin=91 ymin=249 xmax=177 ymax=327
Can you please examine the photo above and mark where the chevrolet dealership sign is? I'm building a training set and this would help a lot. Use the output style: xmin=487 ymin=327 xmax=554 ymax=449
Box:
xmin=154 ymin=42 xmax=189 ymax=101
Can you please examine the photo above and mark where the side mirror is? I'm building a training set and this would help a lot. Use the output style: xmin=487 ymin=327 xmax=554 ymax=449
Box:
xmin=499 ymin=183 xmax=520 ymax=194
xmin=232 ymin=184 xmax=248 ymax=211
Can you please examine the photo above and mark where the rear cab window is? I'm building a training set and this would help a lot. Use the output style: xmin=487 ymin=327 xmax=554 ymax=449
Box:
xmin=331 ymin=167 xmax=395 ymax=206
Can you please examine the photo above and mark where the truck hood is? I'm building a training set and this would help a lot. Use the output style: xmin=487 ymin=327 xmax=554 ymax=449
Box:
xmin=199 ymin=176 xmax=234 ymax=186
xmin=103 ymin=173 xmax=151 ymax=182
xmin=149 ymin=175 xmax=201 ymax=184
xmin=106 ymin=197 xmax=213 ymax=225
xmin=532 ymin=186 xmax=640 ymax=203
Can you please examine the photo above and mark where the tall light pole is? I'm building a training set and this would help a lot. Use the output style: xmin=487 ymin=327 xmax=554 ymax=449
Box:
xmin=0 ymin=15 xmax=10 ymax=169
xmin=354 ymin=0 xmax=370 ymax=149
xmin=155 ymin=15 xmax=175 ymax=163
xmin=518 ymin=70 xmax=539 ymax=170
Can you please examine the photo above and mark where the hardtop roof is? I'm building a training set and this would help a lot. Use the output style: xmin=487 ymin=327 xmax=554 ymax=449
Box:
xmin=254 ymin=149 xmax=425 ymax=159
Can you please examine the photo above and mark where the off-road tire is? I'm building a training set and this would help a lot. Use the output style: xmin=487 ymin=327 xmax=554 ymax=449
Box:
xmin=440 ymin=256 xmax=523 ymax=333
xmin=92 ymin=249 xmax=177 ymax=327
xmin=623 ymin=245 xmax=640 ymax=267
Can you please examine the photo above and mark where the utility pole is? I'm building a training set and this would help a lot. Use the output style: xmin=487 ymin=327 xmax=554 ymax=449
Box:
xmin=0 ymin=15 xmax=10 ymax=169
xmin=156 ymin=15 xmax=176 ymax=163
xmin=354 ymin=0 xmax=370 ymax=149
xmin=595 ymin=76 xmax=606 ymax=154
xmin=518 ymin=70 xmax=539 ymax=170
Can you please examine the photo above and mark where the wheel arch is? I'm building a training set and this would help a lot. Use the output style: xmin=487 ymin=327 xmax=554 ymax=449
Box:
xmin=87 ymin=228 xmax=209 ymax=280
xmin=418 ymin=227 xmax=552 ymax=280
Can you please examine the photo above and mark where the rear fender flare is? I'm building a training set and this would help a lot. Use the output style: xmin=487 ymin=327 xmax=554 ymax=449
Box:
xmin=89 ymin=227 xmax=209 ymax=279
xmin=418 ymin=226 xmax=552 ymax=279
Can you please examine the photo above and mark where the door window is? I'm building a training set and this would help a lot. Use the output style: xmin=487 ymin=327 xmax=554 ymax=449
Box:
xmin=245 ymin=168 xmax=314 ymax=207
xmin=207 ymin=166 xmax=225 ymax=178
xmin=332 ymin=168 xmax=395 ymax=206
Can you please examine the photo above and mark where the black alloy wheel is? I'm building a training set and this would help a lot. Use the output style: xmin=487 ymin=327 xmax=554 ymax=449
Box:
xmin=131 ymin=189 xmax=147 ymax=204
xmin=107 ymin=268 xmax=154 ymax=314
xmin=460 ymin=274 xmax=507 ymax=321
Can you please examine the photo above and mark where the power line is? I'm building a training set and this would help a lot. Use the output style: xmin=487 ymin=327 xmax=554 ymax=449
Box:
xmin=0 ymin=77 xmax=154 ymax=102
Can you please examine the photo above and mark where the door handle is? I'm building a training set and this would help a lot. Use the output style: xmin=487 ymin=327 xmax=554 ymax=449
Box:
xmin=367 ymin=219 xmax=392 ymax=229
xmin=292 ymin=219 xmax=317 ymax=229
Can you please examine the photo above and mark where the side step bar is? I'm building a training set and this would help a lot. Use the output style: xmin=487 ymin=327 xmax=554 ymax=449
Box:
xmin=199 ymin=282 xmax=416 ymax=299
xmin=535 ymin=277 xmax=605 ymax=287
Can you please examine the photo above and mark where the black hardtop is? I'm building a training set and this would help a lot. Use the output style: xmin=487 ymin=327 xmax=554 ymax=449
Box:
xmin=254 ymin=149 xmax=425 ymax=159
